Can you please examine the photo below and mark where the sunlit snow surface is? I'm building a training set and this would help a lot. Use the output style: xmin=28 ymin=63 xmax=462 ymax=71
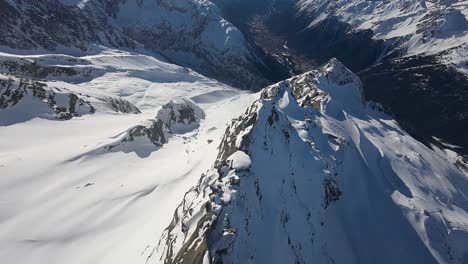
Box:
xmin=0 ymin=47 xmax=257 ymax=264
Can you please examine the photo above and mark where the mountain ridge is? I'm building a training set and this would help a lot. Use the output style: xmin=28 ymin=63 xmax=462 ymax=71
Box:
xmin=152 ymin=58 xmax=468 ymax=264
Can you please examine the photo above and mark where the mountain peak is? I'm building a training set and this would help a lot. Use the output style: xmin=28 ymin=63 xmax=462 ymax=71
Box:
xmin=322 ymin=58 xmax=361 ymax=86
xmin=260 ymin=58 xmax=364 ymax=116
xmin=153 ymin=54 xmax=468 ymax=264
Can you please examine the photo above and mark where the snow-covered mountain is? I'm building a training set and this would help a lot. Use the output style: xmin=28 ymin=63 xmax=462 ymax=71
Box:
xmin=308 ymin=0 xmax=468 ymax=151
xmin=153 ymin=58 xmax=468 ymax=264
xmin=211 ymin=0 xmax=468 ymax=152
xmin=77 ymin=0 xmax=278 ymax=89
xmin=297 ymin=0 xmax=468 ymax=72
xmin=0 ymin=0 xmax=286 ymax=89
xmin=0 ymin=1 xmax=467 ymax=264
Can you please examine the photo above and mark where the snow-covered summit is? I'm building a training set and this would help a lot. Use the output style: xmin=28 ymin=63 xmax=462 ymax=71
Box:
xmin=154 ymin=58 xmax=468 ymax=264
xmin=262 ymin=58 xmax=364 ymax=115
xmin=321 ymin=58 xmax=362 ymax=88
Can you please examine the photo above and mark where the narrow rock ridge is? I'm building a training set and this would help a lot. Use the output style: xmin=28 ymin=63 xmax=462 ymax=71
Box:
xmin=151 ymin=58 xmax=362 ymax=264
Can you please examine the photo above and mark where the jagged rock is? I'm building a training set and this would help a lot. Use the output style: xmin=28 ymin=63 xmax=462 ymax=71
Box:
xmin=156 ymin=98 xmax=205 ymax=133
xmin=102 ymin=97 xmax=141 ymax=114
xmin=121 ymin=119 xmax=168 ymax=147
xmin=107 ymin=98 xmax=204 ymax=150
xmin=0 ymin=74 xmax=141 ymax=124
xmin=0 ymin=76 xmax=94 ymax=122
xmin=0 ymin=57 xmax=101 ymax=82
xmin=322 ymin=58 xmax=362 ymax=87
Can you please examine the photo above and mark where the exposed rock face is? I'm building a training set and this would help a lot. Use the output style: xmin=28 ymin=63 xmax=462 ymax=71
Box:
xmin=0 ymin=56 xmax=101 ymax=82
xmin=109 ymin=98 xmax=205 ymax=149
xmin=156 ymin=98 xmax=206 ymax=133
xmin=151 ymin=59 xmax=468 ymax=264
xmin=322 ymin=58 xmax=362 ymax=87
xmin=0 ymin=74 xmax=140 ymax=125
xmin=0 ymin=0 xmax=135 ymax=52
xmin=0 ymin=0 xmax=288 ymax=90
xmin=0 ymin=76 xmax=95 ymax=122
xmin=121 ymin=119 xmax=169 ymax=147
xmin=103 ymin=97 xmax=141 ymax=114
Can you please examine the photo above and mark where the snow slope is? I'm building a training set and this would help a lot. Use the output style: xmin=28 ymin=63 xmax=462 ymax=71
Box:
xmin=155 ymin=58 xmax=468 ymax=264
xmin=0 ymin=47 xmax=257 ymax=264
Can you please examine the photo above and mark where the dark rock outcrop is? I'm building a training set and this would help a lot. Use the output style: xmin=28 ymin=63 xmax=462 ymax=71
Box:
xmin=106 ymin=98 xmax=205 ymax=151
xmin=0 ymin=77 xmax=95 ymax=121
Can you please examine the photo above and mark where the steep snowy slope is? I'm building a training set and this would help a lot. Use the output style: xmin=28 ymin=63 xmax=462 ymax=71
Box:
xmin=154 ymin=59 xmax=468 ymax=264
